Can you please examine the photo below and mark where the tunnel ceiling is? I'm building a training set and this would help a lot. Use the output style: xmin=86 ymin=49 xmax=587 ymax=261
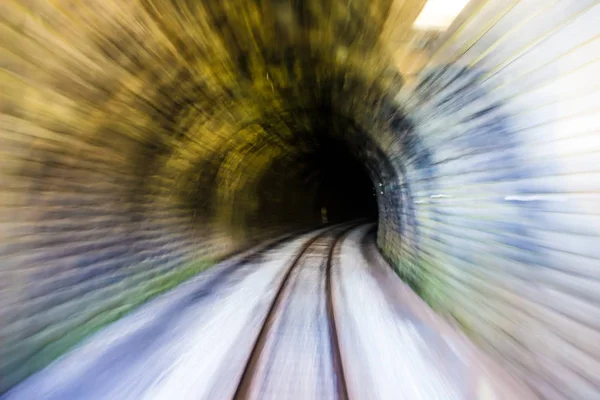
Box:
xmin=2 ymin=0 xmax=407 ymax=236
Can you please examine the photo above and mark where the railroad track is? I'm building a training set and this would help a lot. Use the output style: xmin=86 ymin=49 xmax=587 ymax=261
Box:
xmin=233 ymin=224 xmax=355 ymax=400
xmin=2 ymin=222 xmax=538 ymax=400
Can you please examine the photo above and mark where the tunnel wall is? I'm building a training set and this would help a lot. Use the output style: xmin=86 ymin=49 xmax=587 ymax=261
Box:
xmin=0 ymin=0 xmax=395 ymax=391
xmin=377 ymin=1 xmax=600 ymax=398
xmin=0 ymin=0 xmax=320 ymax=391
xmin=1 ymin=0 xmax=600 ymax=398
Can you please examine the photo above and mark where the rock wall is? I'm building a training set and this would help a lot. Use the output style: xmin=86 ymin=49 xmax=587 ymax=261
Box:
xmin=379 ymin=1 xmax=600 ymax=398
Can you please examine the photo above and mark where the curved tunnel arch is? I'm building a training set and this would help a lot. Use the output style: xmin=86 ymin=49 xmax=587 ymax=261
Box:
xmin=2 ymin=0 xmax=600 ymax=398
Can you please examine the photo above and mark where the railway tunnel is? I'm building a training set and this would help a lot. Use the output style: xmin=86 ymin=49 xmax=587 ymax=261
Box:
xmin=1 ymin=0 xmax=600 ymax=398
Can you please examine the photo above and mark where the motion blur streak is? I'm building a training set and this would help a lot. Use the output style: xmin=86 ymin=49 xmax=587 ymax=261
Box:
xmin=0 ymin=0 xmax=598 ymax=398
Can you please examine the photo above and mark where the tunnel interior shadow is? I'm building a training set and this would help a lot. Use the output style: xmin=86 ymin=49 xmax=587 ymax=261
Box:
xmin=307 ymin=134 xmax=378 ymax=224
xmin=246 ymin=105 xmax=382 ymax=228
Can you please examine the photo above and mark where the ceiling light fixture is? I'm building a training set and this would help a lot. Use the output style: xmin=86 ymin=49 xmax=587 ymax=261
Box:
xmin=413 ymin=0 xmax=471 ymax=31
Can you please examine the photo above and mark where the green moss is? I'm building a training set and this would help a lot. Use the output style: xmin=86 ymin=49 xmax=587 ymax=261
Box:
xmin=1 ymin=258 xmax=215 ymax=394
xmin=134 ymin=259 xmax=215 ymax=303
xmin=388 ymin=253 xmax=448 ymax=312
xmin=387 ymin=253 xmax=480 ymax=344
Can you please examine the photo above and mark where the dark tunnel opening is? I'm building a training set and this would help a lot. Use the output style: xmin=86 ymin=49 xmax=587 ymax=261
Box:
xmin=232 ymin=111 xmax=382 ymax=237
xmin=303 ymin=133 xmax=379 ymax=224
xmin=244 ymin=104 xmax=384 ymax=232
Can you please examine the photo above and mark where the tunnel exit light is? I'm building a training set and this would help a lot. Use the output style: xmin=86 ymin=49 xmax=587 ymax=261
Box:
xmin=413 ymin=0 xmax=470 ymax=31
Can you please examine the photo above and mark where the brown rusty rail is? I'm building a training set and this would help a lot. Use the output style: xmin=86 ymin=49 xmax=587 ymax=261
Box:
xmin=233 ymin=224 xmax=356 ymax=400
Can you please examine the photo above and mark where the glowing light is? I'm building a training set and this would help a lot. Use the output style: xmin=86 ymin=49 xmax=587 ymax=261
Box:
xmin=413 ymin=0 xmax=470 ymax=31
